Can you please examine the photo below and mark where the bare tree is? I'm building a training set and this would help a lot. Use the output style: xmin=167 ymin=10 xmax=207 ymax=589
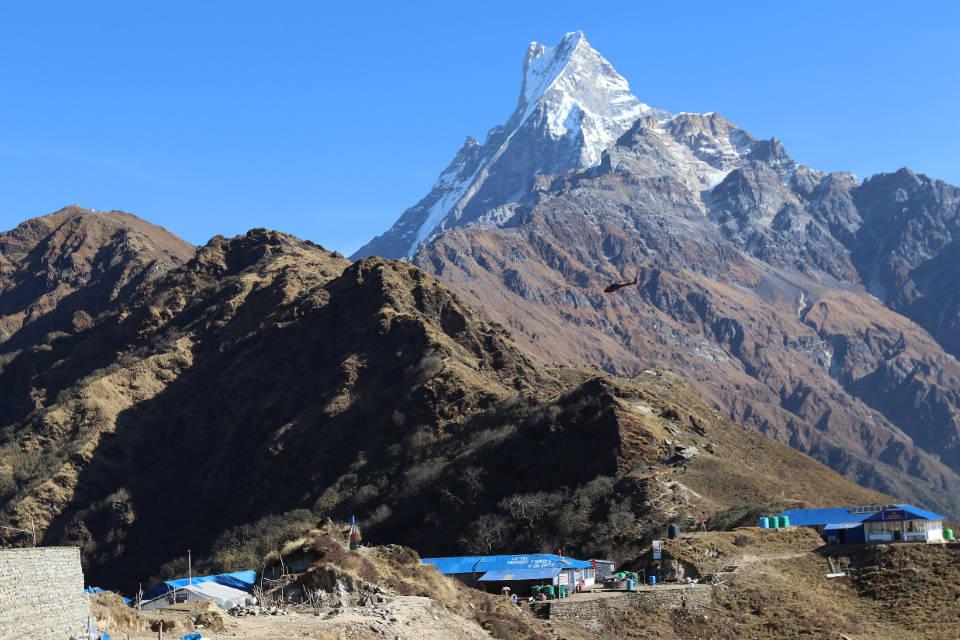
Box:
xmin=499 ymin=492 xmax=559 ymax=531
xmin=459 ymin=514 xmax=511 ymax=554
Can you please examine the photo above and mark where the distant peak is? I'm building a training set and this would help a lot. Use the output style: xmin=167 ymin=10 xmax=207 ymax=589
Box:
xmin=525 ymin=31 xmax=586 ymax=62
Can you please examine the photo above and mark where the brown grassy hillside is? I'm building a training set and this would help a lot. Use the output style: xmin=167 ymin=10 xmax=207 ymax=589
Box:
xmin=0 ymin=227 xmax=886 ymax=593
xmin=0 ymin=206 xmax=194 ymax=350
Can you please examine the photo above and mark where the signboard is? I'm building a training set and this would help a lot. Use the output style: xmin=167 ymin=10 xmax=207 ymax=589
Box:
xmin=652 ymin=540 xmax=662 ymax=560
xmin=881 ymin=509 xmax=906 ymax=521
xmin=556 ymin=572 xmax=568 ymax=585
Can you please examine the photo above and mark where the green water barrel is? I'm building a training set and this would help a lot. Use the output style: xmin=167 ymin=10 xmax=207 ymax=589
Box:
xmin=945 ymin=528 xmax=955 ymax=541
xmin=779 ymin=515 xmax=790 ymax=528
xmin=543 ymin=585 xmax=556 ymax=599
xmin=770 ymin=516 xmax=780 ymax=529
xmin=559 ymin=585 xmax=567 ymax=599
xmin=531 ymin=585 xmax=541 ymax=598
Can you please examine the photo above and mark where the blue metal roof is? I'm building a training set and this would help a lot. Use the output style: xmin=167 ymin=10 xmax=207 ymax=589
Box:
xmin=422 ymin=553 xmax=591 ymax=575
xmin=780 ymin=507 xmax=870 ymax=527
xmin=478 ymin=568 xmax=562 ymax=581
xmin=863 ymin=505 xmax=946 ymax=522
xmin=143 ymin=570 xmax=257 ymax=600
xmin=780 ymin=504 xmax=945 ymax=527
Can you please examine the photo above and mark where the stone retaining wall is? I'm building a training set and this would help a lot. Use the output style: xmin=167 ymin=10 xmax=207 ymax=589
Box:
xmin=549 ymin=586 xmax=713 ymax=622
xmin=0 ymin=547 xmax=90 ymax=638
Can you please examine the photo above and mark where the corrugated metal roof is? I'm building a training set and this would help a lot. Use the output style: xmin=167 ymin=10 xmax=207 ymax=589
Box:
xmin=478 ymin=568 xmax=562 ymax=581
xmin=781 ymin=504 xmax=945 ymax=527
xmin=863 ymin=505 xmax=946 ymax=522
xmin=422 ymin=553 xmax=591 ymax=575
xmin=780 ymin=507 xmax=870 ymax=527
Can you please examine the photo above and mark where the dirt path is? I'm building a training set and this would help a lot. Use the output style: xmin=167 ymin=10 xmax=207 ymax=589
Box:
xmin=114 ymin=596 xmax=492 ymax=640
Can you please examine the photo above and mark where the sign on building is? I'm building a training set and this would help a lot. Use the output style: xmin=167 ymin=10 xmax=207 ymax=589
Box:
xmin=652 ymin=540 xmax=662 ymax=560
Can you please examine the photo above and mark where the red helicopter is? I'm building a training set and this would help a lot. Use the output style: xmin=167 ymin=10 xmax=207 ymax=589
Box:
xmin=603 ymin=272 xmax=639 ymax=294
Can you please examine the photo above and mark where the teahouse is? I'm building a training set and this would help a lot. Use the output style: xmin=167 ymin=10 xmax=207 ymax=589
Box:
xmin=779 ymin=504 xmax=948 ymax=544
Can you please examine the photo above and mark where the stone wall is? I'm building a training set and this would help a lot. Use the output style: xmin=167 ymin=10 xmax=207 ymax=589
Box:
xmin=549 ymin=585 xmax=713 ymax=622
xmin=0 ymin=547 xmax=91 ymax=639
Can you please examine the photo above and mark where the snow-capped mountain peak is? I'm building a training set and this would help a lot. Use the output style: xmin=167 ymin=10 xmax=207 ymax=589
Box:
xmin=515 ymin=31 xmax=654 ymax=166
xmin=353 ymin=31 xmax=659 ymax=259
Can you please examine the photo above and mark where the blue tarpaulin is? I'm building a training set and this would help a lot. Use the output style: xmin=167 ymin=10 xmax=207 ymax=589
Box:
xmin=143 ymin=570 xmax=257 ymax=600
xmin=422 ymin=553 xmax=592 ymax=575
xmin=478 ymin=568 xmax=562 ymax=581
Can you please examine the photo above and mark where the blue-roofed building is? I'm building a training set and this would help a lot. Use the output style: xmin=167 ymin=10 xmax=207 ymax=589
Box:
xmin=421 ymin=553 xmax=598 ymax=595
xmin=142 ymin=569 xmax=257 ymax=601
xmin=780 ymin=504 xmax=948 ymax=545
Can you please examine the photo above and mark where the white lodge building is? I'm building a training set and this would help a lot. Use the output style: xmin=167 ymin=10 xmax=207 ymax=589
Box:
xmin=781 ymin=504 xmax=950 ymax=545
xmin=861 ymin=506 xmax=945 ymax=543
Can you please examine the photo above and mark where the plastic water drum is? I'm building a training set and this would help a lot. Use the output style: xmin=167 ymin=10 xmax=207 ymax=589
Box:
xmin=770 ymin=516 xmax=780 ymax=529
xmin=531 ymin=585 xmax=541 ymax=598
xmin=758 ymin=516 xmax=770 ymax=528
xmin=779 ymin=515 xmax=790 ymax=528
xmin=945 ymin=528 xmax=955 ymax=541
xmin=626 ymin=579 xmax=633 ymax=591
xmin=648 ymin=575 xmax=657 ymax=585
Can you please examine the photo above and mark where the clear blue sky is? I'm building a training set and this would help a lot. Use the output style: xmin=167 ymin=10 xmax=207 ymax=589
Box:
xmin=1 ymin=1 xmax=957 ymax=254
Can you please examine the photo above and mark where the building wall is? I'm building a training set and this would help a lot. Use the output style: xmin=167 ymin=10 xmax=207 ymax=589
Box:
xmin=0 ymin=547 xmax=90 ymax=639
xmin=864 ymin=519 xmax=943 ymax=543
xmin=548 ymin=586 xmax=713 ymax=622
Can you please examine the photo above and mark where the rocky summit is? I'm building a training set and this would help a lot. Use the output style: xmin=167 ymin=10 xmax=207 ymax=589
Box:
xmin=351 ymin=33 xmax=960 ymax=518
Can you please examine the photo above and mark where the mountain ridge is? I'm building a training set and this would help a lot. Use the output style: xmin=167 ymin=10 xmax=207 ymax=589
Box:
xmin=350 ymin=33 xmax=960 ymax=517
xmin=0 ymin=205 xmax=195 ymax=352
xmin=0 ymin=218 xmax=885 ymax=592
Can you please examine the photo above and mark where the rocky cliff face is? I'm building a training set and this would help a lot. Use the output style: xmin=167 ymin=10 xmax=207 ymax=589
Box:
xmin=848 ymin=169 xmax=960 ymax=358
xmin=349 ymin=34 xmax=960 ymax=516
xmin=0 ymin=223 xmax=881 ymax=590
xmin=0 ymin=206 xmax=194 ymax=350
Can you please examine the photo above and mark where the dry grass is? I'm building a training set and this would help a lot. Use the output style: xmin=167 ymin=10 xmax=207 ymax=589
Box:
xmin=90 ymin=592 xmax=152 ymax=634
xmin=573 ymin=529 xmax=960 ymax=640
xmin=270 ymin=522 xmax=550 ymax=640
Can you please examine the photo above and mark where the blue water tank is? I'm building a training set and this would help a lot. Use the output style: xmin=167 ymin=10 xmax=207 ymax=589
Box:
xmin=626 ymin=579 xmax=633 ymax=591
xmin=648 ymin=575 xmax=657 ymax=586
xmin=759 ymin=516 xmax=770 ymax=528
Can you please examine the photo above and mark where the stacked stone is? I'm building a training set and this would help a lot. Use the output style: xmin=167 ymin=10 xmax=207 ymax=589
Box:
xmin=0 ymin=547 xmax=91 ymax=638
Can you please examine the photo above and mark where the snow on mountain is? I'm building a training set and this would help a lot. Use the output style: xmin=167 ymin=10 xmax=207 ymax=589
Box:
xmin=352 ymin=31 xmax=659 ymax=260
xmin=353 ymin=31 xmax=810 ymax=260
xmin=515 ymin=31 xmax=654 ymax=167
